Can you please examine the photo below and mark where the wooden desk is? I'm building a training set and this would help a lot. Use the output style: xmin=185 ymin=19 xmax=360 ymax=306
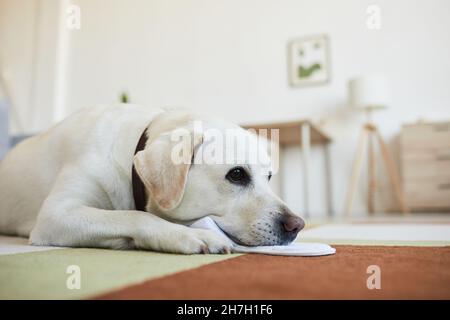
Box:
xmin=241 ymin=120 xmax=333 ymax=218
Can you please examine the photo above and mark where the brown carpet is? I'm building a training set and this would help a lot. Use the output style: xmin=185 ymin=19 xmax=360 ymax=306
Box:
xmin=96 ymin=246 xmax=450 ymax=300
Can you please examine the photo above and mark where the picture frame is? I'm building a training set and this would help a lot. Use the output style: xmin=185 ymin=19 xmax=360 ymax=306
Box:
xmin=288 ymin=34 xmax=330 ymax=87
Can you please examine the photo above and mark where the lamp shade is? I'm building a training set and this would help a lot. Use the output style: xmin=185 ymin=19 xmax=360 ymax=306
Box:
xmin=348 ymin=75 xmax=390 ymax=110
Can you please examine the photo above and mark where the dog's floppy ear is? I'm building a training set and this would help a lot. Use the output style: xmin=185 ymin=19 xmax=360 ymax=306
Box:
xmin=133 ymin=130 xmax=203 ymax=211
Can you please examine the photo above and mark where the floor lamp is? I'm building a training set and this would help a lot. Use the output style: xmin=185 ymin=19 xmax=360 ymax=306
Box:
xmin=344 ymin=75 xmax=408 ymax=217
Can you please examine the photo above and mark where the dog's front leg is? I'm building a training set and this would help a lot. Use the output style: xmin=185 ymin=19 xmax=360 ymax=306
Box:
xmin=30 ymin=167 xmax=231 ymax=254
xmin=30 ymin=205 xmax=232 ymax=254
xmin=28 ymin=168 xmax=232 ymax=254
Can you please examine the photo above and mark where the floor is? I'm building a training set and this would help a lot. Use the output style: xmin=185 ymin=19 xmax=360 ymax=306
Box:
xmin=97 ymin=245 xmax=450 ymax=300
xmin=1 ymin=214 xmax=449 ymax=299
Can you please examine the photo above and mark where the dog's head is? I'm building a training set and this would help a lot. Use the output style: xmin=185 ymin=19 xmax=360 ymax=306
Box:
xmin=133 ymin=110 xmax=305 ymax=246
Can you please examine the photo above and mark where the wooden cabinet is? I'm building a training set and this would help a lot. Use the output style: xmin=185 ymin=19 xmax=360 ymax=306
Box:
xmin=401 ymin=122 xmax=450 ymax=211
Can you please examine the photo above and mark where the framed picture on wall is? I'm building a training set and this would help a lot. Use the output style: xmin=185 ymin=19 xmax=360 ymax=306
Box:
xmin=288 ymin=34 xmax=330 ymax=87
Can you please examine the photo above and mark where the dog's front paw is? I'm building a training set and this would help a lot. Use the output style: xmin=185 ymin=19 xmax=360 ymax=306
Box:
xmin=166 ymin=228 xmax=233 ymax=254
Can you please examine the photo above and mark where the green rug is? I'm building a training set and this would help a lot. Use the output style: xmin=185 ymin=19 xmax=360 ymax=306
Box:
xmin=0 ymin=248 xmax=238 ymax=299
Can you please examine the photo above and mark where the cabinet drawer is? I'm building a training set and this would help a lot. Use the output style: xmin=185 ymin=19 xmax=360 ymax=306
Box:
xmin=402 ymin=148 xmax=450 ymax=181
xmin=405 ymin=181 xmax=450 ymax=210
xmin=402 ymin=147 xmax=450 ymax=162
xmin=403 ymin=162 xmax=450 ymax=181
xmin=402 ymin=122 xmax=450 ymax=150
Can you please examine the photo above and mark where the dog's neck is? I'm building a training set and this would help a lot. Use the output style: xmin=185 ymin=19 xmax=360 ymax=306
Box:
xmin=132 ymin=128 xmax=149 ymax=212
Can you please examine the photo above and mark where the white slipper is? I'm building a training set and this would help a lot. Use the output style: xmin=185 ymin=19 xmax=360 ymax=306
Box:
xmin=190 ymin=217 xmax=336 ymax=257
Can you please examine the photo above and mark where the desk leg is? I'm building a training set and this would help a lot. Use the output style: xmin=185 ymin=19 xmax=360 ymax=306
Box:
xmin=324 ymin=144 xmax=333 ymax=217
xmin=301 ymin=123 xmax=311 ymax=218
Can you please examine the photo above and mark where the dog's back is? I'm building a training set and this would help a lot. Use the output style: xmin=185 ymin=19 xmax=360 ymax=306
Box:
xmin=0 ymin=104 xmax=161 ymax=237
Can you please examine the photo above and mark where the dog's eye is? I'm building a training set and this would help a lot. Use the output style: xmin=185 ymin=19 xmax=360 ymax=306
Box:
xmin=226 ymin=167 xmax=250 ymax=186
xmin=268 ymin=173 xmax=272 ymax=181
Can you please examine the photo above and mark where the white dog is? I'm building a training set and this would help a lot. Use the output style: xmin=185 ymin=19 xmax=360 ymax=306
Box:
xmin=0 ymin=105 xmax=304 ymax=254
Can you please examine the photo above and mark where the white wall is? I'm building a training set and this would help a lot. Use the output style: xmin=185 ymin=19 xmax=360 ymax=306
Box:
xmin=0 ymin=0 xmax=68 ymax=133
xmin=0 ymin=0 xmax=37 ymax=133
xmin=2 ymin=0 xmax=450 ymax=216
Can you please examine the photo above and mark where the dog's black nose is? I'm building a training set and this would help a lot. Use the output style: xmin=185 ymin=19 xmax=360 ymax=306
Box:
xmin=282 ymin=214 xmax=305 ymax=234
